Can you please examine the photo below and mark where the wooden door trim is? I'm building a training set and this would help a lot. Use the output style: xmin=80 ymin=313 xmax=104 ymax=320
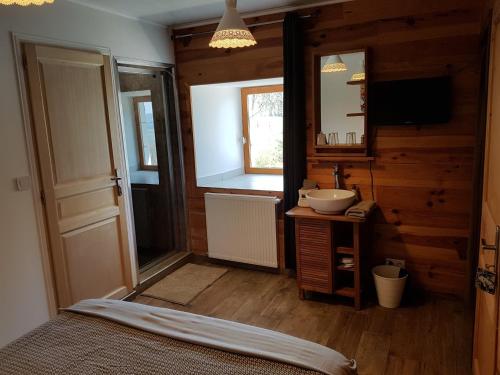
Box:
xmin=12 ymin=34 xmax=57 ymax=318
xmin=495 ymin=0 xmax=500 ymax=26
xmin=473 ymin=2 xmax=500 ymax=373
xmin=11 ymin=33 xmax=136 ymax=315
xmin=103 ymin=53 xmax=134 ymax=293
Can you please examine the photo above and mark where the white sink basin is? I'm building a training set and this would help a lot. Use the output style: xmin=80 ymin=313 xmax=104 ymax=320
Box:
xmin=306 ymin=189 xmax=356 ymax=214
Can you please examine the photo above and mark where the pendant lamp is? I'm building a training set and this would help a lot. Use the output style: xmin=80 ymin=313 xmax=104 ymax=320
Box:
xmin=351 ymin=60 xmax=366 ymax=81
xmin=0 ymin=0 xmax=54 ymax=5
xmin=209 ymin=0 xmax=257 ymax=49
xmin=321 ymin=55 xmax=348 ymax=73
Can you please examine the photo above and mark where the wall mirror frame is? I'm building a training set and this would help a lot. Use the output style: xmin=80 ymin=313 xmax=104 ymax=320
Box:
xmin=313 ymin=48 xmax=369 ymax=157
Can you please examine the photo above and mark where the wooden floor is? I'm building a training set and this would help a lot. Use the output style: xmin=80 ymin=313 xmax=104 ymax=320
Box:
xmin=134 ymin=266 xmax=472 ymax=375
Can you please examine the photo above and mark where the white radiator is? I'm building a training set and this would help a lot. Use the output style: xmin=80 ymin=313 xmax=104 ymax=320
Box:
xmin=204 ymin=193 xmax=281 ymax=268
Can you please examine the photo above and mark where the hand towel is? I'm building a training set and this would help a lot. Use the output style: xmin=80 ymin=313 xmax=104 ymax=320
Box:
xmin=345 ymin=200 xmax=376 ymax=218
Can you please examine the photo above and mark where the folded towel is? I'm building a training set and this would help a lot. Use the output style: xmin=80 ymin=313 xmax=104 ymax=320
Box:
xmin=345 ymin=200 xmax=376 ymax=218
xmin=302 ymin=179 xmax=318 ymax=189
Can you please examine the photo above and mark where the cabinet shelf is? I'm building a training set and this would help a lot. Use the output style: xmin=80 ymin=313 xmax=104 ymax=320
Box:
xmin=334 ymin=287 xmax=356 ymax=298
xmin=336 ymin=246 xmax=354 ymax=255
xmin=337 ymin=265 xmax=355 ymax=272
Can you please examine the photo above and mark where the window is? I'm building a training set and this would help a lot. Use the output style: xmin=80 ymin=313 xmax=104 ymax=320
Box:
xmin=241 ymin=85 xmax=284 ymax=175
xmin=133 ymin=96 xmax=158 ymax=170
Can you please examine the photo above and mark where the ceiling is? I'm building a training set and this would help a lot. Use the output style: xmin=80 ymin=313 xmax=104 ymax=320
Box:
xmin=67 ymin=0 xmax=346 ymax=27
xmin=192 ymin=77 xmax=283 ymax=89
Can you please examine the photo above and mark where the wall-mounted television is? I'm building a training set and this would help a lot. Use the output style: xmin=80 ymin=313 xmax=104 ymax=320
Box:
xmin=368 ymin=76 xmax=452 ymax=125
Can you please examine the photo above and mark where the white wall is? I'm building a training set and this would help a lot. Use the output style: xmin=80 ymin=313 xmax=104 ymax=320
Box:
xmin=191 ymin=85 xmax=244 ymax=180
xmin=320 ymin=52 xmax=365 ymax=144
xmin=0 ymin=0 xmax=173 ymax=347
xmin=191 ymin=77 xmax=283 ymax=186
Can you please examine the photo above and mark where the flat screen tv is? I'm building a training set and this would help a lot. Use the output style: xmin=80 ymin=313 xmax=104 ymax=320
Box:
xmin=368 ymin=76 xmax=452 ymax=125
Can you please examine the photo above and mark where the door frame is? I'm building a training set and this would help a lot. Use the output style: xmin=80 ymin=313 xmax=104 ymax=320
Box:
xmin=11 ymin=32 xmax=138 ymax=316
xmin=114 ymin=58 xmax=191 ymax=285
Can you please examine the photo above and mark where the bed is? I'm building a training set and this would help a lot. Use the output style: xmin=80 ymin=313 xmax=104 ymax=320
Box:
xmin=0 ymin=299 xmax=357 ymax=375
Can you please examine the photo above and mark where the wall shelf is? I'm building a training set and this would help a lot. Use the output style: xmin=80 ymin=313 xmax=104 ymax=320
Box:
xmin=307 ymin=156 xmax=375 ymax=163
xmin=315 ymin=144 xmax=366 ymax=149
xmin=346 ymin=80 xmax=366 ymax=85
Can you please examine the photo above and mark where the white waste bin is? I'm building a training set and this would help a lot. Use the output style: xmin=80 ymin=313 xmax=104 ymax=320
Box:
xmin=372 ymin=265 xmax=408 ymax=308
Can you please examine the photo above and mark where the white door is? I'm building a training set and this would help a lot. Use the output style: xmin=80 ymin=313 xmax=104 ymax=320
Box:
xmin=24 ymin=43 xmax=133 ymax=308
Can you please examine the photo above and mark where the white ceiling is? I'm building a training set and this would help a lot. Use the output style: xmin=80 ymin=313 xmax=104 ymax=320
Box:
xmin=67 ymin=0 xmax=346 ymax=27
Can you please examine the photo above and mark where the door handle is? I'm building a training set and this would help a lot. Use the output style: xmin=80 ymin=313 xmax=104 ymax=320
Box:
xmin=111 ymin=169 xmax=123 ymax=197
xmin=482 ymin=226 xmax=500 ymax=252
xmin=476 ymin=226 xmax=500 ymax=294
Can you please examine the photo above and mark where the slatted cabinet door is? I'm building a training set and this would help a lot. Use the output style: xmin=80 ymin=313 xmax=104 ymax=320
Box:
xmin=24 ymin=44 xmax=133 ymax=308
xmin=295 ymin=219 xmax=333 ymax=295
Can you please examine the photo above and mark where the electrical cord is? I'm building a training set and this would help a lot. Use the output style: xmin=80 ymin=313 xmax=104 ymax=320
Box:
xmin=368 ymin=125 xmax=377 ymax=201
xmin=369 ymin=159 xmax=375 ymax=201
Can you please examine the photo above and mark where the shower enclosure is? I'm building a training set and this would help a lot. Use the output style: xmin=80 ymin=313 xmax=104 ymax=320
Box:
xmin=116 ymin=61 xmax=188 ymax=281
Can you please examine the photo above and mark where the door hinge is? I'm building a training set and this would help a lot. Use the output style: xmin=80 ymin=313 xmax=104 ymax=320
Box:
xmin=40 ymin=190 xmax=46 ymax=205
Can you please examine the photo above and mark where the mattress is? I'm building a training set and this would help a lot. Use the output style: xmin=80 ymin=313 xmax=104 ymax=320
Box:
xmin=0 ymin=299 xmax=356 ymax=375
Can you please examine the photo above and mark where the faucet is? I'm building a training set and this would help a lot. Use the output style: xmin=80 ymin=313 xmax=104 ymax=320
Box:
xmin=333 ymin=164 xmax=342 ymax=189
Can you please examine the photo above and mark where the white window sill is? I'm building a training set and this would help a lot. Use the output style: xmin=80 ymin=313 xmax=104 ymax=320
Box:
xmin=197 ymin=174 xmax=283 ymax=192
xmin=130 ymin=170 xmax=159 ymax=185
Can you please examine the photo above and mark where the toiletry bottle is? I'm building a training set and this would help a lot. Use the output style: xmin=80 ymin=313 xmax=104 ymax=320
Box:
xmin=351 ymin=185 xmax=360 ymax=202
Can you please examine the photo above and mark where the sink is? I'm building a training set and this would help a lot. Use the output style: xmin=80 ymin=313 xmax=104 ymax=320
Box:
xmin=306 ymin=189 xmax=356 ymax=214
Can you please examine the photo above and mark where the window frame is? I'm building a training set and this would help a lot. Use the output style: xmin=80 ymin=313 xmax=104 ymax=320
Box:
xmin=241 ymin=85 xmax=284 ymax=175
xmin=133 ymin=96 xmax=158 ymax=171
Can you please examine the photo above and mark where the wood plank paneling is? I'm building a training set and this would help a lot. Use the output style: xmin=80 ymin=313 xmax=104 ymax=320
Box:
xmin=173 ymin=0 xmax=485 ymax=296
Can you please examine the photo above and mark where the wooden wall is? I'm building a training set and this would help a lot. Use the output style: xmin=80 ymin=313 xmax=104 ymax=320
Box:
xmin=173 ymin=0 xmax=485 ymax=297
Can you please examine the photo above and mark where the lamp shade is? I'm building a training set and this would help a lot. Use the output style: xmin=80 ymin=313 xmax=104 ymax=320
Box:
xmin=351 ymin=60 xmax=366 ymax=81
xmin=209 ymin=0 xmax=257 ymax=49
xmin=0 ymin=0 xmax=54 ymax=5
xmin=321 ymin=55 xmax=348 ymax=73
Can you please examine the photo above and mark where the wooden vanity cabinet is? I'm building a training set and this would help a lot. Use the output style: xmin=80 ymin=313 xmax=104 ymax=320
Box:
xmin=287 ymin=207 xmax=371 ymax=310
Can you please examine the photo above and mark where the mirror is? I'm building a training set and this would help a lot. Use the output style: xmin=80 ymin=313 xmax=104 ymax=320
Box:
xmin=315 ymin=49 xmax=367 ymax=154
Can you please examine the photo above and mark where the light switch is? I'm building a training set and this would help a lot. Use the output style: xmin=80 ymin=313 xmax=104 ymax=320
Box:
xmin=15 ymin=176 xmax=32 ymax=192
